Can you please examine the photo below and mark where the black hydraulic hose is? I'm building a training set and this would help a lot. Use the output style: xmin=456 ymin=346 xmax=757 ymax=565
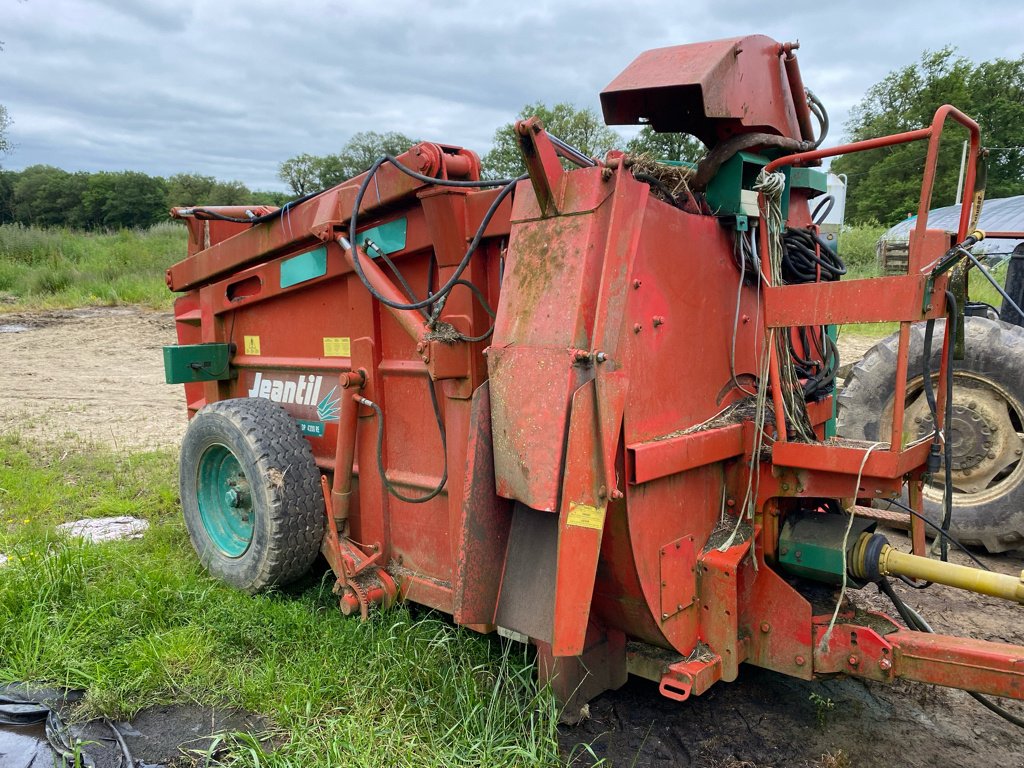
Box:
xmin=879 ymin=578 xmax=1024 ymax=729
xmin=382 ymin=153 xmax=520 ymax=188
xmin=362 ymin=377 xmax=448 ymax=504
xmin=345 ymin=158 xmax=524 ymax=312
xmin=633 ymin=172 xmax=680 ymax=207
xmin=373 ymin=245 xmax=431 ymax=321
xmin=940 ymin=290 xmax=957 ymax=561
xmin=878 ymin=497 xmax=988 ymax=570
xmin=810 ymin=194 xmax=835 ymax=226
xmin=962 ymin=248 xmax=1024 ymax=322
xmin=921 ymin=319 xmax=938 ymax=423
xmin=781 ymin=228 xmax=846 ymax=283
xmin=187 ymin=190 xmax=323 ymax=224
xmin=806 ymin=89 xmax=829 ymax=149
xmin=447 ymin=279 xmax=496 ymax=343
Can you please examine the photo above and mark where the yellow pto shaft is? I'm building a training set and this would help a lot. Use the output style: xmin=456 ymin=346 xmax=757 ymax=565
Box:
xmin=853 ymin=533 xmax=1024 ymax=605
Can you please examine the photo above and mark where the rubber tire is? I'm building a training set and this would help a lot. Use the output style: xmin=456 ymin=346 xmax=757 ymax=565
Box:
xmin=837 ymin=317 xmax=1024 ymax=553
xmin=180 ymin=397 xmax=326 ymax=592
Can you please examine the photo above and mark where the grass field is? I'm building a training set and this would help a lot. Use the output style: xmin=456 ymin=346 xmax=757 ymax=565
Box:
xmin=0 ymin=222 xmax=1010 ymax=327
xmin=0 ymin=435 xmax=569 ymax=767
xmin=0 ymin=222 xmax=184 ymax=310
xmin=836 ymin=224 xmax=1009 ymax=338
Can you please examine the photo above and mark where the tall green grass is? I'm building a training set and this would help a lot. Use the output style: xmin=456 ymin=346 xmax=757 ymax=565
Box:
xmin=0 ymin=434 xmax=568 ymax=767
xmin=0 ymin=222 xmax=185 ymax=310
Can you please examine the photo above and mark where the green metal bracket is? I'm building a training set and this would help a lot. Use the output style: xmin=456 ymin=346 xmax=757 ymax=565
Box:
xmin=778 ymin=511 xmax=876 ymax=588
xmin=706 ymin=152 xmax=769 ymax=218
xmin=788 ymin=167 xmax=828 ymax=196
xmin=163 ymin=343 xmax=234 ymax=384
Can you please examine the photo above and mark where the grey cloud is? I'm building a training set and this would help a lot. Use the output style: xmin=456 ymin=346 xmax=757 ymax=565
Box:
xmin=1 ymin=0 xmax=1021 ymax=191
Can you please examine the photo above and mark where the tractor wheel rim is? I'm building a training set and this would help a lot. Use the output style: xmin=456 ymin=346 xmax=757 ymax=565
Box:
xmin=196 ymin=443 xmax=255 ymax=557
xmin=897 ymin=372 xmax=1024 ymax=506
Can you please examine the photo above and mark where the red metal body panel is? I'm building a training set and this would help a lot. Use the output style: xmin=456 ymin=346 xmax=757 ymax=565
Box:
xmin=167 ymin=37 xmax=1024 ymax=711
xmin=601 ymin=34 xmax=803 ymax=144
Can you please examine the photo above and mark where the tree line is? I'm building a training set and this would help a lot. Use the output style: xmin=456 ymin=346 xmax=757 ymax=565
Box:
xmin=832 ymin=47 xmax=1024 ymax=223
xmin=274 ymin=118 xmax=703 ymax=196
xmin=0 ymin=167 xmax=289 ymax=230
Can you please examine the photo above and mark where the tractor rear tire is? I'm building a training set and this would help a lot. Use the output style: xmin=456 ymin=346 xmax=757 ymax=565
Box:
xmin=179 ymin=397 xmax=326 ymax=592
xmin=837 ymin=317 xmax=1024 ymax=553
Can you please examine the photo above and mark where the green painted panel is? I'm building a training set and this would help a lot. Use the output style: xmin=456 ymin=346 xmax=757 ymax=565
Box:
xmin=163 ymin=343 xmax=232 ymax=384
xmin=357 ymin=217 xmax=408 ymax=257
xmin=790 ymin=167 xmax=828 ymax=196
xmin=296 ymin=420 xmax=325 ymax=438
xmin=280 ymin=246 xmax=328 ymax=288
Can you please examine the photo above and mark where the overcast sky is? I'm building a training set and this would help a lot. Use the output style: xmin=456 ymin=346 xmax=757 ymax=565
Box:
xmin=2 ymin=0 xmax=1021 ymax=191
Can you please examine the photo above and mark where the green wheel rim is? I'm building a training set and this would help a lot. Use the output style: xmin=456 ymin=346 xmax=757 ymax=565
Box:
xmin=197 ymin=443 xmax=255 ymax=558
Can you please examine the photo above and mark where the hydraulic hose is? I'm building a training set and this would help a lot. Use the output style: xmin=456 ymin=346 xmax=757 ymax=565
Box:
xmin=343 ymin=158 xmax=524 ymax=312
xmin=941 ymin=290 xmax=958 ymax=561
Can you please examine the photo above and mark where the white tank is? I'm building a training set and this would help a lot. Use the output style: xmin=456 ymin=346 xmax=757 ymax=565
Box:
xmin=818 ymin=173 xmax=847 ymax=249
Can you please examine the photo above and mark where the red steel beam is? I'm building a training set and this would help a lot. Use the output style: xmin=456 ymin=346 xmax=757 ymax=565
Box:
xmin=890 ymin=630 xmax=1024 ymax=699
xmin=166 ymin=144 xmax=479 ymax=292
xmin=763 ymin=105 xmax=981 ymax=252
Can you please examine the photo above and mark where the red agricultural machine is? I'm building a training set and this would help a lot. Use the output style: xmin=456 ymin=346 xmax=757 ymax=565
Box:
xmin=164 ymin=35 xmax=1024 ymax=720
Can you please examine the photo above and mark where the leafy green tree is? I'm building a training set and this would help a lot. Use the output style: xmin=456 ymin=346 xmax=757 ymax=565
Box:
xmin=625 ymin=126 xmax=705 ymax=163
xmin=247 ymin=189 xmax=291 ymax=207
xmin=81 ymin=171 xmax=167 ymax=229
xmin=832 ymin=48 xmax=1024 ymax=224
xmin=277 ymin=131 xmax=418 ymax=195
xmin=12 ymin=166 xmax=88 ymax=227
xmin=482 ymin=102 xmax=622 ymax=179
xmin=277 ymin=153 xmax=321 ymax=196
xmin=332 ymin=130 xmax=417 ymax=183
xmin=166 ymin=173 xmax=217 ymax=207
xmin=208 ymin=180 xmax=251 ymax=206
xmin=101 ymin=172 xmax=167 ymax=228
xmin=0 ymin=170 xmax=15 ymax=223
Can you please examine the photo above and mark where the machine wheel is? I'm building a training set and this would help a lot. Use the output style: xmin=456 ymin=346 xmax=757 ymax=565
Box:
xmin=837 ymin=317 xmax=1024 ymax=553
xmin=179 ymin=397 xmax=326 ymax=592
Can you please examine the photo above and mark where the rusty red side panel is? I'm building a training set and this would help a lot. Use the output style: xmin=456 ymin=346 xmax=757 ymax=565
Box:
xmin=601 ymin=34 xmax=802 ymax=144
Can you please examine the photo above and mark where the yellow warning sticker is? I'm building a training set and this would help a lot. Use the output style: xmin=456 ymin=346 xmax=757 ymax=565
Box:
xmin=323 ymin=337 xmax=351 ymax=357
xmin=566 ymin=502 xmax=606 ymax=530
xmin=243 ymin=335 xmax=261 ymax=355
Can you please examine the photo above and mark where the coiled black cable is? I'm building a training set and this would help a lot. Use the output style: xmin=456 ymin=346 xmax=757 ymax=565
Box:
xmin=781 ymin=228 xmax=846 ymax=283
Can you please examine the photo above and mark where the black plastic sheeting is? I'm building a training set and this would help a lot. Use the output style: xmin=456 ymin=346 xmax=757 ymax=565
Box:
xmin=0 ymin=685 xmax=163 ymax=768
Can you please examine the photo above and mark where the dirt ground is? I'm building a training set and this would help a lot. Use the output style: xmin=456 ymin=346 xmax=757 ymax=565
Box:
xmin=563 ymin=540 xmax=1024 ymax=767
xmin=0 ymin=684 xmax=270 ymax=768
xmin=0 ymin=307 xmax=184 ymax=450
xmin=1 ymin=309 xmax=1022 ymax=766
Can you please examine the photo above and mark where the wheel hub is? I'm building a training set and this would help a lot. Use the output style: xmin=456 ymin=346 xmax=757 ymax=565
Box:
xmin=905 ymin=377 xmax=1024 ymax=497
xmin=914 ymin=402 xmax=997 ymax=471
xmin=196 ymin=444 xmax=255 ymax=558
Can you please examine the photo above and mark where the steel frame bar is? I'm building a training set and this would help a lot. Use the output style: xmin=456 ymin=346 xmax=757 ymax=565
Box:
xmin=757 ymin=106 xmax=981 ymax=470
